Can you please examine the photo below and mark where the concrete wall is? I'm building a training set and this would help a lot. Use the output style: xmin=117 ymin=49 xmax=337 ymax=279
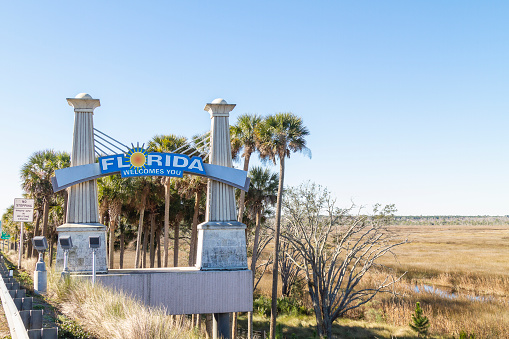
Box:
xmin=92 ymin=268 xmax=253 ymax=315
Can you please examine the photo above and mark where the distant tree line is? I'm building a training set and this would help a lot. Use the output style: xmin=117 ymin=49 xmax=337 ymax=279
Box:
xmin=394 ymin=215 xmax=509 ymax=226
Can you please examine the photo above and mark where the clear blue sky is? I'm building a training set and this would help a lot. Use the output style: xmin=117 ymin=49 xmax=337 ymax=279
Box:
xmin=1 ymin=1 xmax=508 ymax=216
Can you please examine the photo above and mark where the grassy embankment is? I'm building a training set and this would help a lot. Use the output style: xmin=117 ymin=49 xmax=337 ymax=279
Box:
xmin=6 ymin=251 xmax=204 ymax=339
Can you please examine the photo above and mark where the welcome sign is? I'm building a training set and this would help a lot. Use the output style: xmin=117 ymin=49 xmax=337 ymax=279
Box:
xmin=53 ymin=147 xmax=249 ymax=192
xmin=99 ymin=146 xmax=205 ymax=178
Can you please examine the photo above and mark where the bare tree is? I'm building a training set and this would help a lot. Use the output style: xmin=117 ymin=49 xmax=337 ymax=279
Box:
xmin=249 ymin=225 xmax=274 ymax=291
xmin=278 ymin=238 xmax=302 ymax=298
xmin=281 ymin=183 xmax=408 ymax=338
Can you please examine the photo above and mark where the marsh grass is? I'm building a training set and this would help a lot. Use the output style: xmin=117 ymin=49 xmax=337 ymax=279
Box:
xmin=250 ymin=223 xmax=509 ymax=338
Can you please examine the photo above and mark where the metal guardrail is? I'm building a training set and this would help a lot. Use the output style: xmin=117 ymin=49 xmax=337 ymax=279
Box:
xmin=0 ymin=257 xmax=57 ymax=339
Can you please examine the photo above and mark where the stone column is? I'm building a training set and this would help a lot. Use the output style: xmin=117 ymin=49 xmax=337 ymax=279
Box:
xmin=196 ymin=98 xmax=248 ymax=270
xmin=196 ymin=98 xmax=248 ymax=339
xmin=56 ymin=93 xmax=108 ymax=273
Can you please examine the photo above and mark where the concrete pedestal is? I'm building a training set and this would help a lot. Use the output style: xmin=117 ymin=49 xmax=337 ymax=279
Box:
xmin=33 ymin=260 xmax=47 ymax=294
xmin=196 ymin=221 xmax=247 ymax=270
xmin=55 ymin=223 xmax=107 ymax=273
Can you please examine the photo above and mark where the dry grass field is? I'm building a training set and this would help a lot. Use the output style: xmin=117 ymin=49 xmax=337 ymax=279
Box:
xmin=381 ymin=224 xmax=509 ymax=277
xmin=248 ymin=223 xmax=509 ymax=338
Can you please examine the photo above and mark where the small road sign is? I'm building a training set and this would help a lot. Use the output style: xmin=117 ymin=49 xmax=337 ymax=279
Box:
xmin=13 ymin=198 xmax=34 ymax=222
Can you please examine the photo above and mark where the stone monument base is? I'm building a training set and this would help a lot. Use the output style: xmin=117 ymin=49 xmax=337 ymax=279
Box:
xmin=56 ymin=223 xmax=108 ymax=273
xmin=196 ymin=221 xmax=248 ymax=270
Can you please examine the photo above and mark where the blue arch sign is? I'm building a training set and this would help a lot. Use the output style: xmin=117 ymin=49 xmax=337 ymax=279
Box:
xmin=52 ymin=150 xmax=249 ymax=193
xmin=99 ymin=151 xmax=206 ymax=178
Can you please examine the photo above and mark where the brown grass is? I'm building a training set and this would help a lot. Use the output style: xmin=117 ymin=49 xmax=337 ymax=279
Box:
xmin=47 ymin=273 xmax=204 ymax=339
xmin=7 ymin=248 xmax=204 ymax=339
xmin=252 ymin=223 xmax=509 ymax=338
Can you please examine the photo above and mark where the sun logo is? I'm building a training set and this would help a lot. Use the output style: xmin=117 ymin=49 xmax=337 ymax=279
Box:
xmin=125 ymin=144 xmax=149 ymax=169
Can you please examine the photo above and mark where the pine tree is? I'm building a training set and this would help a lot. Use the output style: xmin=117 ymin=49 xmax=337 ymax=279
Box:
xmin=410 ymin=302 xmax=430 ymax=337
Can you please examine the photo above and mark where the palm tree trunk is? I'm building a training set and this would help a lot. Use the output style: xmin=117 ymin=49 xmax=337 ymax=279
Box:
xmin=135 ymin=192 xmax=148 ymax=268
xmin=119 ymin=222 xmax=125 ymax=269
xmin=163 ymin=179 xmax=171 ymax=267
xmin=270 ymin=155 xmax=285 ymax=339
xmin=232 ymin=154 xmax=251 ymax=339
xmin=237 ymin=153 xmax=251 ymax=223
xmin=250 ymin=209 xmax=262 ymax=275
xmin=42 ymin=199 xmax=49 ymax=237
xmin=188 ymin=191 xmax=201 ymax=266
xmin=248 ymin=209 xmax=262 ymax=339
xmin=173 ymin=222 xmax=179 ymax=267
xmin=156 ymin=228 xmax=161 ymax=268
xmin=63 ymin=190 xmax=68 ymax=224
xmin=109 ymin=216 xmax=117 ymax=269
xmin=31 ymin=210 xmax=42 ymax=257
xmin=232 ymin=313 xmax=238 ymax=339
xmin=142 ymin=221 xmax=148 ymax=268
xmin=48 ymin=236 xmax=54 ymax=267
xmin=149 ymin=213 xmax=156 ymax=268
xmin=26 ymin=232 xmax=33 ymax=259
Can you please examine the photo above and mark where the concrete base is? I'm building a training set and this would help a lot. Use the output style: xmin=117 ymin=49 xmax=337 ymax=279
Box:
xmin=56 ymin=223 xmax=107 ymax=273
xmin=81 ymin=268 xmax=253 ymax=315
xmin=33 ymin=264 xmax=47 ymax=294
xmin=196 ymin=221 xmax=248 ymax=270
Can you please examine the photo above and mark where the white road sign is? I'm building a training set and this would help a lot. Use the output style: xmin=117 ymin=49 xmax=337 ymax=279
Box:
xmin=13 ymin=198 xmax=34 ymax=222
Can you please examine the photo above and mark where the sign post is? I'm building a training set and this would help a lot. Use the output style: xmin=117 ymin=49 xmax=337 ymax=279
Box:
xmin=13 ymin=198 xmax=34 ymax=268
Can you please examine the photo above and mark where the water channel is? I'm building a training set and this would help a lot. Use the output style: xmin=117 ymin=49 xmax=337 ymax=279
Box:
xmin=412 ymin=284 xmax=499 ymax=303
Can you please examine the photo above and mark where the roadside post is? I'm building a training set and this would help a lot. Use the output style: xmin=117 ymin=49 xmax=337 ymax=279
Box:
xmin=59 ymin=236 xmax=73 ymax=279
xmin=13 ymin=198 xmax=34 ymax=268
xmin=32 ymin=236 xmax=48 ymax=293
xmin=89 ymin=236 xmax=100 ymax=285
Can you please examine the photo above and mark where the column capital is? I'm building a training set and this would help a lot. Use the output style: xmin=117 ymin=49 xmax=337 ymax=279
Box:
xmin=204 ymin=98 xmax=236 ymax=117
xmin=67 ymin=93 xmax=100 ymax=112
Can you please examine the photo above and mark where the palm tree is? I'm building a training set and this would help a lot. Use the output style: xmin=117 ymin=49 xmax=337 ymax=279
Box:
xmin=244 ymin=166 xmax=278 ymax=338
xmin=47 ymin=200 xmax=65 ymax=267
xmin=245 ymin=167 xmax=278 ymax=278
xmin=230 ymin=114 xmax=262 ymax=223
xmin=148 ymin=134 xmax=188 ymax=267
xmin=98 ymin=174 xmax=129 ymax=268
xmin=175 ymin=175 xmax=207 ymax=266
xmin=256 ymin=113 xmax=310 ymax=339
xmin=20 ymin=150 xmax=59 ymax=240
xmin=130 ymin=176 xmax=151 ymax=268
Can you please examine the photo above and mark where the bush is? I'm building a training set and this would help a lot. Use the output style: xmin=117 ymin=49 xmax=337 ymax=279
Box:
xmin=253 ymin=296 xmax=312 ymax=317
xmin=56 ymin=315 xmax=91 ymax=339
xmin=253 ymin=295 xmax=272 ymax=317
xmin=455 ymin=331 xmax=476 ymax=339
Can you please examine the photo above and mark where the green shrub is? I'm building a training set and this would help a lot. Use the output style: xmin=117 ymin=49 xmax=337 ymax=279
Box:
xmin=409 ymin=302 xmax=430 ymax=338
xmin=253 ymin=296 xmax=312 ymax=317
xmin=455 ymin=331 xmax=476 ymax=339
xmin=56 ymin=315 xmax=91 ymax=339
xmin=254 ymin=295 xmax=272 ymax=317
xmin=17 ymin=271 xmax=32 ymax=287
